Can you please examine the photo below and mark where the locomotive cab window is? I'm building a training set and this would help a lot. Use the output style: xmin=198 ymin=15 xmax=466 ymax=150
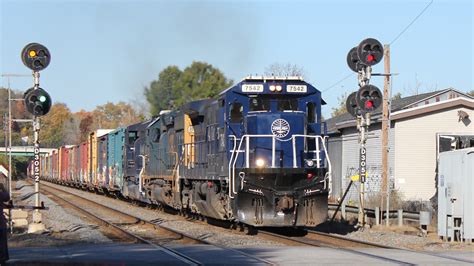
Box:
xmin=128 ymin=131 xmax=138 ymax=144
xmin=307 ymin=102 xmax=316 ymax=123
xmin=153 ymin=128 xmax=161 ymax=143
xmin=249 ymin=98 xmax=270 ymax=112
xmin=278 ymin=98 xmax=298 ymax=111
xmin=230 ymin=102 xmax=243 ymax=123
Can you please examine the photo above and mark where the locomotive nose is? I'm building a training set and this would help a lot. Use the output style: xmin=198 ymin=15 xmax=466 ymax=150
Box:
xmin=244 ymin=112 xmax=305 ymax=168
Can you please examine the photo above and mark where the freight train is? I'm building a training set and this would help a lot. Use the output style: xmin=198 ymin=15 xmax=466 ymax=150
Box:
xmin=37 ymin=76 xmax=332 ymax=227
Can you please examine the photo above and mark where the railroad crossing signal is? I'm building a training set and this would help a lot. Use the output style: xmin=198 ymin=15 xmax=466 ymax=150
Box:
xmin=21 ymin=43 xmax=53 ymax=116
xmin=346 ymin=91 xmax=359 ymax=117
xmin=346 ymin=47 xmax=362 ymax=72
xmin=345 ymin=38 xmax=384 ymax=116
xmin=21 ymin=43 xmax=51 ymax=72
xmin=23 ymin=87 xmax=52 ymax=116
xmin=356 ymin=38 xmax=384 ymax=66
xmin=356 ymin=85 xmax=382 ymax=114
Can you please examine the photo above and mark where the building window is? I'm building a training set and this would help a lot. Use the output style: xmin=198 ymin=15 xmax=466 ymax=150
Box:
xmin=425 ymin=100 xmax=429 ymax=105
xmin=436 ymin=96 xmax=440 ymax=102
xmin=230 ymin=103 xmax=243 ymax=123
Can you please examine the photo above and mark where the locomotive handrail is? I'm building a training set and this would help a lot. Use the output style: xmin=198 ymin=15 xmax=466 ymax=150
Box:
xmin=228 ymin=134 xmax=332 ymax=197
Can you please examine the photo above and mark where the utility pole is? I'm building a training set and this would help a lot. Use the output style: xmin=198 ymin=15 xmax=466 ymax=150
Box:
xmin=8 ymin=78 xmax=12 ymax=199
xmin=1 ymin=74 xmax=31 ymax=198
xmin=381 ymin=45 xmax=390 ymax=226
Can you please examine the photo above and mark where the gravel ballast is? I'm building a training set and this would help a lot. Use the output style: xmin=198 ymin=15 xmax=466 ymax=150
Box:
xmin=8 ymin=180 xmax=111 ymax=247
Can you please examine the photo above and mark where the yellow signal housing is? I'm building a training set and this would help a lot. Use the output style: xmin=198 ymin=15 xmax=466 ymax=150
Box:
xmin=351 ymin=172 xmax=368 ymax=182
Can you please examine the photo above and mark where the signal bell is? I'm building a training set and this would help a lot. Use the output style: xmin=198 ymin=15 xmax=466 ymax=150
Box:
xmin=24 ymin=87 xmax=52 ymax=116
xmin=21 ymin=43 xmax=51 ymax=72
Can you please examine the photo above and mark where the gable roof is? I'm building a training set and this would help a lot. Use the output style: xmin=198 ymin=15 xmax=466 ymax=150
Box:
xmin=325 ymin=88 xmax=471 ymax=134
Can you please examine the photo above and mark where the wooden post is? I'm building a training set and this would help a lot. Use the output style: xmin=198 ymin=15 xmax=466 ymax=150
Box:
xmin=381 ymin=45 xmax=390 ymax=226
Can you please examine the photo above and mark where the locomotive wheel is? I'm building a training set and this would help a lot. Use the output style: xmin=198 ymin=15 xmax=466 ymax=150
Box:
xmin=244 ymin=225 xmax=257 ymax=235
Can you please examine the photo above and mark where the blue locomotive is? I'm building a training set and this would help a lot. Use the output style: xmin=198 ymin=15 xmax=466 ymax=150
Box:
xmin=123 ymin=76 xmax=332 ymax=227
xmin=42 ymin=76 xmax=332 ymax=228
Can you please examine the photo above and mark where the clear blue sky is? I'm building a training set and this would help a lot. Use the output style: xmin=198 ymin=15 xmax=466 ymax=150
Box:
xmin=1 ymin=0 xmax=472 ymax=118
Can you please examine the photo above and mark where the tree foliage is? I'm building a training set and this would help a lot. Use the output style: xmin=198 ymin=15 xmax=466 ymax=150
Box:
xmin=92 ymin=101 xmax=142 ymax=129
xmin=145 ymin=66 xmax=182 ymax=116
xmin=467 ymin=90 xmax=474 ymax=97
xmin=331 ymin=93 xmax=348 ymax=117
xmin=144 ymin=62 xmax=233 ymax=116
xmin=40 ymin=103 xmax=73 ymax=147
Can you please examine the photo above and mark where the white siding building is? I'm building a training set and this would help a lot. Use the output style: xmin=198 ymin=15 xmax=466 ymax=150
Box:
xmin=392 ymin=97 xmax=474 ymax=200
xmin=326 ymin=89 xmax=474 ymax=202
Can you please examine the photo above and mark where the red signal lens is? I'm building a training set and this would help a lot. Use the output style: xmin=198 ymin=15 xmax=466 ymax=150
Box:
xmin=307 ymin=172 xmax=314 ymax=180
xmin=367 ymin=54 xmax=375 ymax=62
xmin=365 ymin=100 xmax=374 ymax=108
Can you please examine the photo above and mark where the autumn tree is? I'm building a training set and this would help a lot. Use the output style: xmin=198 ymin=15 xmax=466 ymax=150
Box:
xmin=331 ymin=93 xmax=348 ymax=117
xmin=92 ymin=101 xmax=143 ymax=129
xmin=78 ymin=113 xmax=94 ymax=142
xmin=40 ymin=103 xmax=73 ymax=147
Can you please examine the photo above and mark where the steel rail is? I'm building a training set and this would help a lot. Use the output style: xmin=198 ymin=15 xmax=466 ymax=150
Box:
xmin=40 ymin=180 xmax=275 ymax=265
xmin=38 ymin=182 xmax=203 ymax=266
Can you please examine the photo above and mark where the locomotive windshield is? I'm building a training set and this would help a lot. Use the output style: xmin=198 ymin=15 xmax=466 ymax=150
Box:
xmin=249 ymin=98 xmax=270 ymax=111
xmin=277 ymin=98 xmax=298 ymax=111
xmin=248 ymin=96 xmax=299 ymax=112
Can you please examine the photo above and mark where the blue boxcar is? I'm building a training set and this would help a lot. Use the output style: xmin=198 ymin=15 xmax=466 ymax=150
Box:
xmin=107 ymin=127 xmax=125 ymax=191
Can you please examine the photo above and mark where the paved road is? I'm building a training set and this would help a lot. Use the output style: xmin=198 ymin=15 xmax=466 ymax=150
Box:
xmin=8 ymin=244 xmax=474 ymax=265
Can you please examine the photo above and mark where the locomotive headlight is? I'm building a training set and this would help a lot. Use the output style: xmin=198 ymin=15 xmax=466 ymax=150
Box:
xmin=255 ymin=158 xmax=265 ymax=168
xmin=305 ymin=159 xmax=315 ymax=167
xmin=269 ymin=85 xmax=276 ymax=92
xmin=276 ymin=85 xmax=282 ymax=92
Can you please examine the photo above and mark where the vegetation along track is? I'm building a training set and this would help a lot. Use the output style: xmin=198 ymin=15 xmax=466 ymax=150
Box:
xmin=36 ymin=180 xmax=276 ymax=265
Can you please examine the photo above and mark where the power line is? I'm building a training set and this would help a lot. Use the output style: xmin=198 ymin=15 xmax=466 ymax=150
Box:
xmin=390 ymin=0 xmax=434 ymax=45
xmin=322 ymin=72 xmax=354 ymax=92
xmin=322 ymin=0 xmax=433 ymax=94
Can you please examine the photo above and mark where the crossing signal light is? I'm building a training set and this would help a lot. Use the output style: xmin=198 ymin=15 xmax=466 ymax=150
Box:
xmin=346 ymin=91 xmax=359 ymax=117
xmin=357 ymin=38 xmax=384 ymax=66
xmin=347 ymin=47 xmax=363 ymax=72
xmin=356 ymin=85 xmax=382 ymax=114
xmin=24 ymin=87 xmax=52 ymax=116
xmin=21 ymin=43 xmax=51 ymax=72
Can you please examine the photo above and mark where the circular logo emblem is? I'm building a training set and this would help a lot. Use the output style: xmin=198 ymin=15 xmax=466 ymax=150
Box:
xmin=271 ymin=119 xmax=290 ymax=138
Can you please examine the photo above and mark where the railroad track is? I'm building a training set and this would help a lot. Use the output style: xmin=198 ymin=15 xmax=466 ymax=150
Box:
xmin=37 ymin=180 xmax=275 ymax=265
xmin=255 ymin=229 xmax=393 ymax=248
xmin=35 ymin=180 xmax=473 ymax=265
